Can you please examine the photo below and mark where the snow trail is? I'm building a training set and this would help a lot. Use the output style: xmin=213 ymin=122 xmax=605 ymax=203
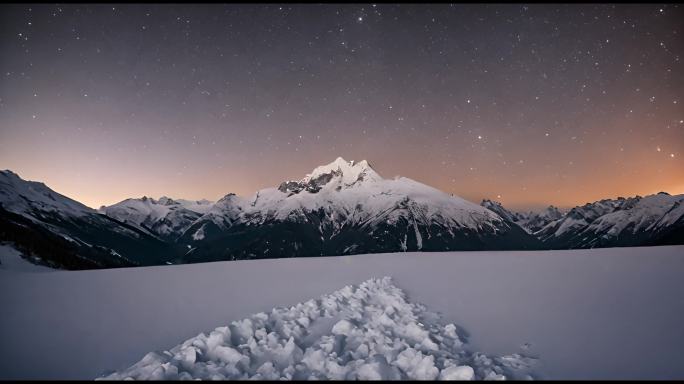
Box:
xmin=100 ymin=277 xmax=535 ymax=380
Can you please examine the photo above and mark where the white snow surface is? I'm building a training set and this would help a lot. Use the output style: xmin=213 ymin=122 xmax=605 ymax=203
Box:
xmin=0 ymin=244 xmax=54 ymax=273
xmin=101 ymin=277 xmax=531 ymax=380
xmin=1 ymin=246 xmax=683 ymax=380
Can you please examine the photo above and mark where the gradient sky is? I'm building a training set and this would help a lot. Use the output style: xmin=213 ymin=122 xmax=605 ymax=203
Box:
xmin=1 ymin=4 xmax=682 ymax=211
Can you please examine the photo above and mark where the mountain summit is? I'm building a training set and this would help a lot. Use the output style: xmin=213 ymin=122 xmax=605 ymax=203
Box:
xmin=178 ymin=157 xmax=540 ymax=262
xmin=304 ymin=157 xmax=381 ymax=185
xmin=278 ymin=157 xmax=381 ymax=195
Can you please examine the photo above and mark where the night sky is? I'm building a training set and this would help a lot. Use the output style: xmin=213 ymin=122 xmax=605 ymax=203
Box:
xmin=1 ymin=4 xmax=682 ymax=210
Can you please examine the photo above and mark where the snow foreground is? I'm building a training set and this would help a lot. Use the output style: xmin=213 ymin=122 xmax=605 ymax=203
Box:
xmin=100 ymin=277 xmax=534 ymax=380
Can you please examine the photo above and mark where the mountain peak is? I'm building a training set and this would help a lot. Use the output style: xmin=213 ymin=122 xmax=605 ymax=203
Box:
xmin=157 ymin=196 xmax=176 ymax=206
xmin=480 ymin=199 xmax=520 ymax=223
xmin=276 ymin=158 xmax=382 ymax=195
xmin=481 ymin=199 xmax=503 ymax=207
xmin=217 ymin=193 xmax=238 ymax=203
xmin=304 ymin=157 xmax=380 ymax=184
xmin=1 ymin=169 xmax=20 ymax=178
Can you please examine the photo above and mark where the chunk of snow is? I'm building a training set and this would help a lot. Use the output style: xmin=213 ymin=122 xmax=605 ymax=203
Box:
xmin=439 ymin=365 xmax=475 ymax=380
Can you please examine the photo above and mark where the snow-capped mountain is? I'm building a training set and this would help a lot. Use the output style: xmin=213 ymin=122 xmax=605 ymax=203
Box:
xmin=0 ymin=170 xmax=175 ymax=269
xmin=0 ymin=170 xmax=93 ymax=219
xmin=100 ymin=196 xmax=214 ymax=241
xmin=480 ymin=195 xmax=684 ymax=247
xmin=178 ymin=157 xmax=540 ymax=263
xmin=480 ymin=199 xmax=562 ymax=234
xmin=3 ymin=161 xmax=682 ymax=270
xmin=480 ymin=199 xmax=523 ymax=224
xmin=180 ymin=193 xmax=246 ymax=242
xmin=518 ymin=206 xmax=564 ymax=233
xmin=537 ymin=193 xmax=684 ymax=248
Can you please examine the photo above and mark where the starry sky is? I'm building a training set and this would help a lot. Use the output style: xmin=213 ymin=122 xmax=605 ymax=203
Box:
xmin=1 ymin=4 xmax=682 ymax=211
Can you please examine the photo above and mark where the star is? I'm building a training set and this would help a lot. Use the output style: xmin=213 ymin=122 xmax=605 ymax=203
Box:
xmin=0 ymin=4 xmax=680 ymax=209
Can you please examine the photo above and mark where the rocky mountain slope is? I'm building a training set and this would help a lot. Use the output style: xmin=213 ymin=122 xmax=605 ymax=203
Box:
xmin=0 ymin=170 xmax=177 ymax=269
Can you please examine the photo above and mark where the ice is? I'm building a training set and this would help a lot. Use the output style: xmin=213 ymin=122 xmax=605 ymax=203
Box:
xmin=99 ymin=277 xmax=534 ymax=380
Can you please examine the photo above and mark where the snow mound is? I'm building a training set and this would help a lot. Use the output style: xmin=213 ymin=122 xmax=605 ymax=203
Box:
xmin=99 ymin=277 xmax=535 ymax=380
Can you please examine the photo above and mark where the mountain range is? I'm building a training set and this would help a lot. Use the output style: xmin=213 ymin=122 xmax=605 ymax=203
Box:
xmin=0 ymin=170 xmax=178 ymax=269
xmin=1 ymin=158 xmax=682 ymax=269
xmin=480 ymin=193 xmax=684 ymax=249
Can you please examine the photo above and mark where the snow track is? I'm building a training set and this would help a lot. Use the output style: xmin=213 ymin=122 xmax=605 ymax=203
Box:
xmin=100 ymin=277 xmax=534 ymax=380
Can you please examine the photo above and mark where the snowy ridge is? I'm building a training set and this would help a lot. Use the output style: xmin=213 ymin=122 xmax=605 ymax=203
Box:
xmin=518 ymin=206 xmax=563 ymax=233
xmin=479 ymin=194 xmax=684 ymax=248
xmin=197 ymin=193 xmax=245 ymax=229
xmin=100 ymin=277 xmax=535 ymax=380
xmin=537 ymin=193 xmax=684 ymax=248
xmin=0 ymin=170 xmax=93 ymax=220
xmin=175 ymin=199 xmax=215 ymax=214
xmin=481 ymin=199 xmax=521 ymax=223
xmin=480 ymin=199 xmax=563 ymax=234
xmin=101 ymin=196 xmax=214 ymax=240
